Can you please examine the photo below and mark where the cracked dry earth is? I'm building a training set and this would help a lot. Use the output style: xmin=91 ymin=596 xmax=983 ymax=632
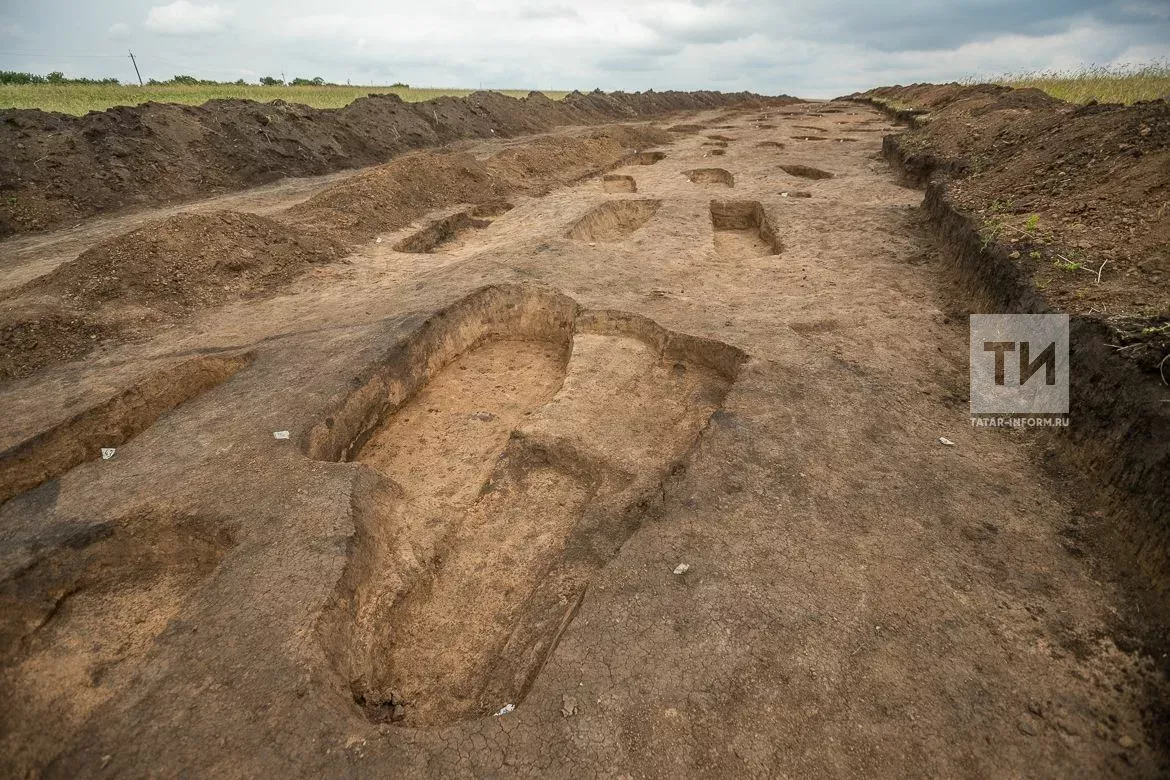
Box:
xmin=1 ymin=102 xmax=1166 ymax=778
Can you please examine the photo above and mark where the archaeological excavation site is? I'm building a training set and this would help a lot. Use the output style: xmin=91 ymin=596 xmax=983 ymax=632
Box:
xmin=1 ymin=80 xmax=1168 ymax=778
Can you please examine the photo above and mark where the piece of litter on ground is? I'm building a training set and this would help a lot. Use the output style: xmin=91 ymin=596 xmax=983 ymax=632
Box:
xmin=781 ymin=192 xmax=789 ymax=197
xmin=100 ymin=447 xmax=116 ymax=460
xmin=273 ymin=430 xmax=291 ymax=440
xmin=494 ymin=703 xmax=515 ymax=716
xmin=673 ymin=563 xmax=690 ymax=575
xmin=939 ymin=437 xmax=955 ymax=446
xmin=375 ymin=237 xmax=383 ymax=243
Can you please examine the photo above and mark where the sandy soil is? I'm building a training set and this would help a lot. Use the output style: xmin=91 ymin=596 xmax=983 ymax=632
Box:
xmin=0 ymin=102 xmax=1166 ymax=778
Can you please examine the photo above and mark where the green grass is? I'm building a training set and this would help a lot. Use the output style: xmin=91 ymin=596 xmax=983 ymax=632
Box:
xmin=0 ymin=84 xmax=569 ymax=115
xmin=992 ymin=62 xmax=1170 ymax=105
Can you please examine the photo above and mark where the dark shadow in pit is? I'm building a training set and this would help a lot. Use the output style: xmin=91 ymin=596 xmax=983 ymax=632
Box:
xmin=780 ymin=165 xmax=834 ymax=180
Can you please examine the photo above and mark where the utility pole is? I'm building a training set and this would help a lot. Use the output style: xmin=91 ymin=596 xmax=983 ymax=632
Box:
xmin=128 ymin=50 xmax=143 ymax=86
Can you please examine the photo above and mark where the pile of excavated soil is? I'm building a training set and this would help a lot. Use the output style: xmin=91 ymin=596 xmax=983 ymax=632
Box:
xmin=0 ymin=211 xmax=343 ymax=380
xmin=30 ymin=211 xmax=344 ymax=312
xmin=287 ymin=127 xmax=669 ymax=241
xmin=0 ymin=303 xmax=118 ymax=382
xmin=0 ymin=90 xmax=796 ymax=236
xmin=851 ymin=84 xmax=1170 ymax=374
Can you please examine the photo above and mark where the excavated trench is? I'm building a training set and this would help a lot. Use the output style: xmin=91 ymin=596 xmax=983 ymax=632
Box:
xmin=0 ymin=510 xmax=236 ymax=775
xmin=602 ymin=174 xmax=637 ymax=193
xmin=306 ymin=285 xmax=746 ymax=727
xmin=684 ymin=168 xmax=735 ymax=187
xmin=393 ymin=203 xmax=513 ymax=253
xmin=0 ymin=353 xmax=253 ymax=504
xmin=710 ymin=199 xmax=782 ymax=258
xmin=631 ymin=151 xmax=666 ymax=165
xmin=565 ymin=199 xmax=662 ymax=243
xmin=780 ymin=165 xmax=834 ymax=180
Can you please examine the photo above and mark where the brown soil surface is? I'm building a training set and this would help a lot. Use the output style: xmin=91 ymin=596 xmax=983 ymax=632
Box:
xmin=1 ymin=100 xmax=1168 ymax=779
xmin=0 ymin=90 xmax=792 ymax=237
xmin=849 ymin=84 xmax=1169 ymax=374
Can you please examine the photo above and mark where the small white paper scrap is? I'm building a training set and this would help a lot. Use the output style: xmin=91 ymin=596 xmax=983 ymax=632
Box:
xmin=100 ymin=448 xmax=116 ymax=460
xmin=273 ymin=431 xmax=291 ymax=440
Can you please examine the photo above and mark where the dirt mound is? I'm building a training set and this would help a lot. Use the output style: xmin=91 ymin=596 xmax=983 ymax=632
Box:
xmin=0 ymin=303 xmax=118 ymax=382
xmin=288 ymin=131 xmax=655 ymax=241
xmin=0 ymin=90 xmax=798 ymax=236
xmin=850 ymin=84 xmax=1170 ymax=373
xmin=31 ymin=211 xmax=343 ymax=311
xmin=0 ymin=211 xmax=342 ymax=380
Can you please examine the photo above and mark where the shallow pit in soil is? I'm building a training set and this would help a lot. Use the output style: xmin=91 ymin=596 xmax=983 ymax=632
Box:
xmin=565 ymin=199 xmax=661 ymax=242
xmin=710 ymin=200 xmax=782 ymax=258
xmin=631 ymin=151 xmax=666 ymax=165
xmin=602 ymin=174 xmax=637 ymax=193
xmin=0 ymin=352 xmax=252 ymax=505
xmin=0 ymin=511 xmax=235 ymax=775
xmin=393 ymin=207 xmax=504 ymax=254
xmin=780 ymin=165 xmax=834 ymax=180
xmin=684 ymin=168 xmax=735 ymax=187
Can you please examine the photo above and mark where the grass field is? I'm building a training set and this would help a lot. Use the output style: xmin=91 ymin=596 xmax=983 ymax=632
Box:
xmin=0 ymin=84 xmax=570 ymax=115
xmin=993 ymin=62 xmax=1170 ymax=104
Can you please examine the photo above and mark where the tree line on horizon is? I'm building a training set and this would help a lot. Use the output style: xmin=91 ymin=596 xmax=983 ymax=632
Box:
xmin=0 ymin=71 xmax=409 ymax=88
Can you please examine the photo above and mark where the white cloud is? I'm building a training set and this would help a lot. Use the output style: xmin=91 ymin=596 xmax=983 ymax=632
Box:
xmin=145 ymin=1 xmax=233 ymax=35
xmin=108 ymin=21 xmax=131 ymax=40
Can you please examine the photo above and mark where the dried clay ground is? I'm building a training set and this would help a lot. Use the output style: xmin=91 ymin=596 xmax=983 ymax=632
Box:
xmin=1 ymin=103 xmax=1166 ymax=777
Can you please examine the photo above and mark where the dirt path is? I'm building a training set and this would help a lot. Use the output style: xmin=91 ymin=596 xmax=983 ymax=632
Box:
xmin=0 ymin=104 xmax=1164 ymax=777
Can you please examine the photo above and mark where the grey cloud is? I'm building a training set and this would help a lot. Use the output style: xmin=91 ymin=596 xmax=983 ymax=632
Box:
xmin=0 ymin=0 xmax=1167 ymax=98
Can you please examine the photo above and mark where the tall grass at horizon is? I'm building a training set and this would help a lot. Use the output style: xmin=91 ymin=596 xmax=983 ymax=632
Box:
xmin=0 ymin=84 xmax=570 ymax=115
xmin=991 ymin=62 xmax=1169 ymax=104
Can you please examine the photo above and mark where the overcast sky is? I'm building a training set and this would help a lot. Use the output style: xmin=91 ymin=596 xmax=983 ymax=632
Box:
xmin=2 ymin=1 xmax=1168 ymax=97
